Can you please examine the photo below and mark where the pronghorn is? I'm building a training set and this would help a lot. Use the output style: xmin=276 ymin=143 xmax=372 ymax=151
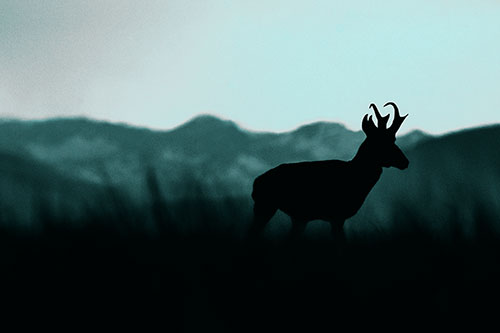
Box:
xmin=250 ymin=102 xmax=408 ymax=241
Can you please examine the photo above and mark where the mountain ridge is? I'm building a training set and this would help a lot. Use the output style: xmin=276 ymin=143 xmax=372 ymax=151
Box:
xmin=0 ymin=113 xmax=434 ymax=206
xmin=0 ymin=114 xmax=431 ymax=137
xmin=1 ymin=115 xmax=500 ymax=235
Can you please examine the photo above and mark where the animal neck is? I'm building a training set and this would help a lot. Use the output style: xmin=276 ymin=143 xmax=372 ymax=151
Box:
xmin=350 ymin=140 xmax=383 ymax=179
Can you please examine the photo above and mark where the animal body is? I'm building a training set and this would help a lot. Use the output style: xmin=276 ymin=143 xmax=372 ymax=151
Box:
xmin=250 ymin=102 xmax=409 ymax=240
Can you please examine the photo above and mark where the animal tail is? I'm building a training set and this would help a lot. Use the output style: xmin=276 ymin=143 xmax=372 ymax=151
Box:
xmin=251 ymin=177 xmax=260 ymax=202
xmin=252 ymin=175 xmax=277 ymax=206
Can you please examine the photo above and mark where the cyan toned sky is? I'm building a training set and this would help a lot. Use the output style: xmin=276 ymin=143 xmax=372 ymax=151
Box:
xmin=1 ymin=0 xmax=499 ymax=134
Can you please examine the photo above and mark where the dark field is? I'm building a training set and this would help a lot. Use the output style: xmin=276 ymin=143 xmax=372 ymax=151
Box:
xmin=2 ymin=185 xmax=500 ymax=331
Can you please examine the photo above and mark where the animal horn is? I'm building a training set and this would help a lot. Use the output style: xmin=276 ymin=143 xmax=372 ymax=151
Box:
xmin=384 ymin=102 xmax=408 ymax=134
xmin=369 ymin=103 xmax=389 ymax=129
xmin=362 ymin=114 xmax=377 ymax=136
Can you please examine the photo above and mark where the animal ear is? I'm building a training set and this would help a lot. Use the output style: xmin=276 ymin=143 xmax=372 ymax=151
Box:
xmin=362 ymin=114 xmax=377 ymax=137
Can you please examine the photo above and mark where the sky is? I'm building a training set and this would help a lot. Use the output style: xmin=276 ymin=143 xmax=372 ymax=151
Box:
xmin=1 ymin=0 xmax=499 ymax=135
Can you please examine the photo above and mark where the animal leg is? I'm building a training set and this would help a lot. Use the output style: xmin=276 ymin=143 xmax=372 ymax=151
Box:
xmin=248 ymin=202 xmax=277 ymax=239
xmin=288 ymin=218 xmax=307 ymax=241
xmin=330 ymin=220 xmax=346 ymax=247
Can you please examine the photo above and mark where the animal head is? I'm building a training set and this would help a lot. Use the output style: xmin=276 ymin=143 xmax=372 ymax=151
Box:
xmin=361 ymin=102 xmax=409 ymax=170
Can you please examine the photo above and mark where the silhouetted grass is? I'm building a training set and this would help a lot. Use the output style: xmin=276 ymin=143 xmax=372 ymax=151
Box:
xmin=2 ymin=174 xmax=500 ymax=330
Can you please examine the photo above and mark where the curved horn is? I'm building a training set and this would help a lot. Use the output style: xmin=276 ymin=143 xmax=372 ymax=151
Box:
xmin=384 ymin=102 xmax=408 ymax=134
xmin=362 ymin=114 xmax=377 ymax=136
xmin=369 ymin=103 xmax=389 ymax=129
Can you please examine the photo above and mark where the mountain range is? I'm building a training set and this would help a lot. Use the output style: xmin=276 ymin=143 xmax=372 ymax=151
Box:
xmin=0 ymin=115 xmax=498 ymax=236
xmin=0 ymin=115 xmax=429 ymax=197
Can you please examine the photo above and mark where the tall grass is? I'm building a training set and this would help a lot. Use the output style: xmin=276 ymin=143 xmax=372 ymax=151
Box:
xmin=1 ymin=171 xmax=500 ymax=330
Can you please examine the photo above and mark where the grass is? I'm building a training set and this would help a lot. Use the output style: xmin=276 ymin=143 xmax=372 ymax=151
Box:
xmin=1 ymin=176 xmax=500 ymax=330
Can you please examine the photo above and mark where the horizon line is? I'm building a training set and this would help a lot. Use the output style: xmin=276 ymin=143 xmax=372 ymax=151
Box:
xmin=0 ymin=113 xmax=497 ymax=137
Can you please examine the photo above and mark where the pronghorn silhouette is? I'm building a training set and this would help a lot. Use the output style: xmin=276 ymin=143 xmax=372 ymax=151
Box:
xmin=250 ymin=102 xmax=409 ymax=241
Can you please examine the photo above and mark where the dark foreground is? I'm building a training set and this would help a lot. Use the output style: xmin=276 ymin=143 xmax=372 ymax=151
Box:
xmin=1 ymin=199 xmax=500 ymax=331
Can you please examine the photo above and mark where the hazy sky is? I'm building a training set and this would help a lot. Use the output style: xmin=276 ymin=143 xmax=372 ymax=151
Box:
xmin=1 ymin=0 xmax=499 ymax=134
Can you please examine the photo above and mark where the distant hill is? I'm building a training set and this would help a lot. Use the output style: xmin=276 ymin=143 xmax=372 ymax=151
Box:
xmin=0 ymin=149 xmax=102 ymax=225
xmin=349 ymin=124 xmax=500 ymax=237
xmin=0 ymin=115 xmax=431 ymax=200
xmin=2 ymin=115 xmax=500 ymax=235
